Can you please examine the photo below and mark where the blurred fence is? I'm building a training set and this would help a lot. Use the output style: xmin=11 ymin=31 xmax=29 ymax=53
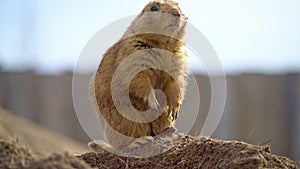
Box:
xmin=0 ymin=71 xmax=299 ymax=160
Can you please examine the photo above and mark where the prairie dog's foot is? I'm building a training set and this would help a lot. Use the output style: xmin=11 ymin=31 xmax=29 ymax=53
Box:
xmin=88 ymin=140 xmax=113 ymax=153
xmin=159 ymin=126 xmax=177 ymax=137
xmin=144 ymin=90 xmax=160 ymax=111
xmin=165 ymin=126 xmax=177 ymax=134
xmin=128 ymin=136 xmax=154 ymax=148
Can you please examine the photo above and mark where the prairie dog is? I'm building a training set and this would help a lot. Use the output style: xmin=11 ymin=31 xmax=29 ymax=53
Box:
xmin=91 ymin=0 xmax=188 ymax=150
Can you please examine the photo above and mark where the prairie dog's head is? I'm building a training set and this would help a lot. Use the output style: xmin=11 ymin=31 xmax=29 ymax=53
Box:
xmin=125 ymin=0 xmax=187 ymax=39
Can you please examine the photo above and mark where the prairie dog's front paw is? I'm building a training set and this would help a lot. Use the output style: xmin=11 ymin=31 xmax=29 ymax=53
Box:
xmin=167 ymin=105 xmax=180 ymax=121
xmin=144 ymin=90 xmax=160 ymax=111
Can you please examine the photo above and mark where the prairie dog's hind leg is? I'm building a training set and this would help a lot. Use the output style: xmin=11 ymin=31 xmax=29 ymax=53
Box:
xmin=88 ymin=136 xmax=154 ymax=152
xmin=163 ymin=79 xmax=182 ymax=121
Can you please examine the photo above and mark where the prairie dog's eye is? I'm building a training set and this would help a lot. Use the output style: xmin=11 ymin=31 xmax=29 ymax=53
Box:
xmin=150 ymin=6 xmax=159 ymax=11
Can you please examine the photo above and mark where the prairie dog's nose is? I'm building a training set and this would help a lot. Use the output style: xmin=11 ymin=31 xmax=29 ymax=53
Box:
xmin=164 ymin=6 xmax=180 ymax=16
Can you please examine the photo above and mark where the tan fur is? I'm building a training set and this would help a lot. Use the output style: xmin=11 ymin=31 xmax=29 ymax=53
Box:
xmin=91 ymin=0 xmax=188 ymax=149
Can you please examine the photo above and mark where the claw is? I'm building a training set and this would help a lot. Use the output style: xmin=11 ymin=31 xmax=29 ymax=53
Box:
xmin=167 ymin=106 xmax=179 ymax=121
xmin=172 ymin=110 xmax=176 ymax=120
xmin=174 ymin=111 xmax=179 ymax=120
xmin=147 ymin=90 xmax=160 ymax=111
xmin=150 ymin=99 xmax=160 ymax=111
xmin=167 ymin=108 xmax=172 ymax=116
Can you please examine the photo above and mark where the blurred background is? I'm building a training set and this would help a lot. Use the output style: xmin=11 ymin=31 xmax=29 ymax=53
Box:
xmin=0 ymin=0 xmax=299 ymax=161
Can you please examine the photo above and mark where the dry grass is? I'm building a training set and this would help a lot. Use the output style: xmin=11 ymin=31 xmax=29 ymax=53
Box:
xmin=79 ymin=135 xmax=299 ymax=169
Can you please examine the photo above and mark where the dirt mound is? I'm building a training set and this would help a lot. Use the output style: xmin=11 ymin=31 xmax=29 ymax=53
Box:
xmin=25 ymin=153 xmax=92 ymax=169
xmin=0 ymin=140 xmax=34 ymax=169
xmin=1 ymin=135 xmax=299 ymax=169
xmin=80 ymin=135 xmax=299 ymax=169
xmin=0 ymin=140 xmax=92 ymax=169
xmin=0 ymin=108 xmax=88 ymax=155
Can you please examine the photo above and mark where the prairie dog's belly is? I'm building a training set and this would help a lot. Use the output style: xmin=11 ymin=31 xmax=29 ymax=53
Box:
xmin=94 ymin=45 xmax=187 ymax=147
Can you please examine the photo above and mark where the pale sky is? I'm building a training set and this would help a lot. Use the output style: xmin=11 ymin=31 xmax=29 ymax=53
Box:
xmin=0 ymin=0 xmax=299 ymax=74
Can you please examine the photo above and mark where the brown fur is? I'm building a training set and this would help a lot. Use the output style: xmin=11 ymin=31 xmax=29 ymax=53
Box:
xmin=91 ymin=0 xmax=188 ymax=149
